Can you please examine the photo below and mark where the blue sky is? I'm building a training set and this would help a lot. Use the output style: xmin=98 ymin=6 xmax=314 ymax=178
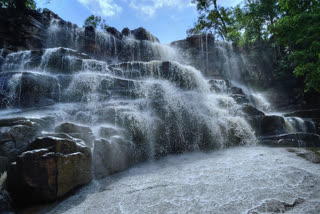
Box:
xmin=36 ymin=0 xmax=242 ymax=44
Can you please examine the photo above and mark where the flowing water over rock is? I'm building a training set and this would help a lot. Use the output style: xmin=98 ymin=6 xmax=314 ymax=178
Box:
xmin=45 ymin=146 xmax=320 ymax=214
xmin=0 ymin=46 xmax=256 ymax=161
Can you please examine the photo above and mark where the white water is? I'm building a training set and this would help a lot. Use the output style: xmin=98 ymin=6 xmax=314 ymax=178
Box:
xmin=0 ymin=47 xmax=257 ymax=159
xmin=45 ymin=146 xmax=320 ymax=214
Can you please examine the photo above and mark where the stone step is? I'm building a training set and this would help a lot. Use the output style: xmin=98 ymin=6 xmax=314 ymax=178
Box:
xmin=260 ymin=133 xmax=320 ymax=147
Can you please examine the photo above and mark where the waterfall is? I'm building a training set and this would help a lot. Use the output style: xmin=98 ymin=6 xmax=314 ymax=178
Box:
xmin=0 ymin=43 xmax=257 ymax=161
xmin=46 ymin=18 xmax=179 ymax=63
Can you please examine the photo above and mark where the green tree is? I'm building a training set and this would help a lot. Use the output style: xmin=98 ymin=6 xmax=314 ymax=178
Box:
xmin=188 ymin=0 xmax=232 ymax=40
xmin=190 ymin=0 xmax=280 ymax=46
xmin=0 ymin=0 xmax=37 ymax=10
xmin=274 ymin=0 xmax=320 ymax=92
xmin=83 ymin=15 xmax=109 ymax=30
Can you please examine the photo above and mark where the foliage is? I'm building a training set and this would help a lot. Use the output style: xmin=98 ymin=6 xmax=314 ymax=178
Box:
xmin=0 ymin=0 xmax=37 ymax=10
xmin=274 ymin=0 xmax=320 ymax=92
xmin=83 ymin=15 xmax=109 ymax=31
xmin=191 ymin=0 xmax=320 ymax=92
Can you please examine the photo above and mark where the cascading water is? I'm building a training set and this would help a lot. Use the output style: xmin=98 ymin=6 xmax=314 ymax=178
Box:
xmin=0 ymin=46 xmax=256 ymax=161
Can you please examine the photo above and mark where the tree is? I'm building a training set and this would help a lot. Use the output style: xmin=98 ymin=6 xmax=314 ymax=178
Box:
xmin=0 ymin=0 xmax=37 ymax=10
xmin=189 ymin=0 xmax=280 ymax=46
xmin=83 ymin=15 xmax=109 ymax=31
xmin=274 ymin=0 xmax=320 ymax=92
xmin=189 ymin=0 xmax=232 ymax=40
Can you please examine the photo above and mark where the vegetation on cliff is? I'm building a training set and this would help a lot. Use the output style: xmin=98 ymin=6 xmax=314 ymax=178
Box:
xmin=190 ymin=0 xmax=320 ymax=92
xmin=83 ymin=15 xmax=109 ymax=31
xmin=0 ymin=0 xmax=37 ymax=10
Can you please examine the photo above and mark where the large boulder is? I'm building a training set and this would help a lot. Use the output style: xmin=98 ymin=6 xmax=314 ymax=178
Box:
xmin=241 ymin=105 xmax=265 ymax=117
xmin=0 ymin=117 xmax=55 ymax=165
xmin=7 ymin=136 xmax=92 ymax=205
xmin=130 ymin=27 xmax=160 ymax=43
xmin=259 ymin=115 xmax=287 ymax=136
xmin=93 ymin=137 xmax=134 ymax=178
xmin=55 ymin=122 xmax=95 ymax=147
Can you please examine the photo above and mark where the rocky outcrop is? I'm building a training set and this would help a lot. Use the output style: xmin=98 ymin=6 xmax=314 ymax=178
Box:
xmin=93 ymin=138 xmax=134 ymax=178
xmin=55 ymin=122 xmax=95 ymax=147
xmin=260 ymin=133 xmax=320 ymax=147
xmin=0 ymin=117 xmax=55 ymax=170
xmin=0 ymin=190 xmax=14 ymax=213
xmin=170 ymin=34 xmax=219 ymax=77
xmin=248 ymin=198 xmax=305 ymax=214
xmin=129 ymin=27 xmax=160 ymax=43
xmin=288 ymin=148 xmax=320 ymax=164
xmin=0 ymin=72 xmax=60 ymax=108
xmin=241 ymin=105 xmax=265 ymax=117
xmin=259 ymin=115 xmax=287 ymax=136
xmin=0 ymin=9 xmax=50 ymax=50
xmin=7 ymin=136 xmax=92 ymax=205
xmin=0 ymin=9 xmax=165 ymax=64
xmin=285 ymin=109 xmax=320 ymax=119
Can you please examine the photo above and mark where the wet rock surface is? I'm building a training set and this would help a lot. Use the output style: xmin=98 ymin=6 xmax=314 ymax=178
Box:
xmin=288 ymin=148 xmax=320 ymax=164
xmin=55 ymin=123 xmax=95 ymax=147
xmin=285 ymin=109 xmax=320 ymax=119
xmin=260 ymin=133 xmax=320 ymax=147
xmin=0 ymin=190 xmax=14 ymax=213
xmin=44 ymin=147 xmax=320 ymax=214
xmin=93 ymin=138 xmax=135 ymax=178
xmin=248 ymin=198 xmax=305 ymax=213
xmin=0 ymin=117 xmax=55 ymax=165
xmin=7 ymin=136 xmax=92 ymax=206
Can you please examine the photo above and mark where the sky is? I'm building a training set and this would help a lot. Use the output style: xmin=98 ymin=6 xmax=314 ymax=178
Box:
xmin=36 ymin=0 xmax=242 ymax=44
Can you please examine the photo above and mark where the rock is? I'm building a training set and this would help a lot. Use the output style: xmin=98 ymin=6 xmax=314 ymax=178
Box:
xmin=248 ymin=198 xmax=304 ymax=214
xmin=260 ymin=133 xmax=320 ymax=147
xmin=208 ymin=79 xmax=228 ymax=93
xmin=288 ymin=148 xmax=320 ymax=164
xmin=98 ymin=126 xmax=128 ymax=139
xmin=121 ymin=27 xmax=130 ymax=36
xmin=241 ymin=105 xmax=265 ymax=117
xmin=230 ymin=94 xmax=250 ymax=105
xmin=106 ymin=27 xmax=122 ymax=40
xmin=19 ymin=73 xmax=59 ymax=106
xmin=260 ymin=115 xmax=287 ymax=136
xmin=0 ymin=157 xmax=8 ymax=174
xmin=230 ymin=87 xmax=245 ymax=95
xmin=0 ymin=72 xmax=60 ymax=108
xmin=285 ymin=109 xmax=320 ymax=119
xmin=0 ymin=117 xmax=55 ymax=163
xmin=0 ymin=190 xmax=14 ymax=213
xmin=130 ymin=27 xmax=160 ymax=43
xmin=7 ymin=136 xmax=92 ymax=205
xmin=55 ymin=123 xmax=95 ymax=147
xmin=93 ymin=137 xmax=134 ymax=178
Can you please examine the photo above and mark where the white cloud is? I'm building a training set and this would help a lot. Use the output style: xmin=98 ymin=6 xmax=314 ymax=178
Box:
xmin=78 ymin=0 xmax=122 ymax=17
xmin=129 ymin=0 xmax=194 ymax=17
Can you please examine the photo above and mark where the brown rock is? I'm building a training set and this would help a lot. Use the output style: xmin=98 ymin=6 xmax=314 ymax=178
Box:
xmin=7 ymin=136 xmax=92 ymax=205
